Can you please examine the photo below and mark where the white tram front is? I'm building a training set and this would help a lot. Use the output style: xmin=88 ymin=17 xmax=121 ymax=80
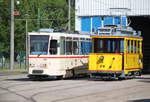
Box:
xmin=28 ymin=30 xmax=92 ymax=79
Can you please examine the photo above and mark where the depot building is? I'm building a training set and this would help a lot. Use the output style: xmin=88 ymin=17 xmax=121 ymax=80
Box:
xmin=75 ymin=0 xmax=150 ymax=73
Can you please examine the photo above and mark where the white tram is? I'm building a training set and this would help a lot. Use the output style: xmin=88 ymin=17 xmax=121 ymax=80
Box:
xmin=28 ymin=29 xmax=92 ymax=79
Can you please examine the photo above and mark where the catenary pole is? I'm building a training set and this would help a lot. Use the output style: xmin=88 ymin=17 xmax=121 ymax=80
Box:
xmin=25 ymin=19 xmax=28 ymax=69
xmin=68 ymin=0 xmax=71 ymax=32
xmin=10 ymin=0 xmax=14 ymax=70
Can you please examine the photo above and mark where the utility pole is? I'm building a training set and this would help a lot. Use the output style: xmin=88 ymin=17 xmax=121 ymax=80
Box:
xmin=68 ymin=0 xmax=71 ymax=32
xmin=10 ymin=0 xmax=14 ymax=70
xmin=25 ymin=19 xmax=28 ymax=69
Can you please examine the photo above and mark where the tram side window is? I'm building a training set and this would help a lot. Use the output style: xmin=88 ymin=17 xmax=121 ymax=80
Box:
xmin=94 ymin=38 xmax=123 ymax=53
xmin=66 ymin=37 xmax=72 ymax=55
xmin=80 ymin=39 xmax=85 ymax=54
xmin=88 ymin=39 xmax=92 ymax=53
xmin=60 ymin=37 xmax=91 ymax=55
xmin=116 ymin=40 xmax=121 ymax=53
xmin=137 ymin=41 xmax=140 ymax=53
xmin=110 ymin=39 xmax=120 ymax=53
xmin=131 ymin=40 xmax=136 ymax=53
xmin=131 ymin=40 xmax=134 ymax=53
xmin=49 ymin=40 xmax=57 ymax=55
xmin=107 ymin=39 xmax=122 ymax=53
xmin=73 ymin=38 xmax=79 ymax=55
xmin=81 ymin=38 xmax=92 ymax=54
xmin=133 ymin=40 xmax=136 ymax=53
xmin=127 ymin=40 xmax=130 ymax=53
xmin=85 ymin=39 xmax=92 ymax=54
xmin=94 ymin=39 xmax=103 ymax=53
xmin=137 ymin=40 xmax=141 ymax=53
xmin=60 ymin=37 xmax=65 ymax=55
xmin=127 ymin=40 xmax=136 ymax=53
xmin=120 ymin=40 xmax=124 ymax=53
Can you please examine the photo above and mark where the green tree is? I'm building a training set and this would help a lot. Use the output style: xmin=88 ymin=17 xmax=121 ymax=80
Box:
xmin=0 ymin=0 xmax=10 ymax=56
xmin=0 ymin=0 xmax=75 ymax=57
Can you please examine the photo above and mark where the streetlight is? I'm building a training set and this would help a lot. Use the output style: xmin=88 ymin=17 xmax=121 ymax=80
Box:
xmin=16 ymin=1 xmax=20 ymax=5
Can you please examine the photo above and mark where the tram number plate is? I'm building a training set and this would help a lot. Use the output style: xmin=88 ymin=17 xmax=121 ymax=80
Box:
xmin=32 ymin=70 xmax=43 ymax=73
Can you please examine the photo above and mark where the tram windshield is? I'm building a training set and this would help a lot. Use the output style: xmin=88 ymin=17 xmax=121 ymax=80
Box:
xmin=94 ymin=38 xmax=124 ymax=53
xmin=30 ymin=35 xmax=49 ymax=55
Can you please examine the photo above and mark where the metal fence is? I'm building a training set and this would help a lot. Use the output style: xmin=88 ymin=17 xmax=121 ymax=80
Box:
xmin=0 ymin=52 xmax=26 ymax=70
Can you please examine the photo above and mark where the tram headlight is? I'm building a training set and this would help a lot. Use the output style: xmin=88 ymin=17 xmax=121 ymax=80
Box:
xmin=29 ymin=63 xmax=35 ymax=68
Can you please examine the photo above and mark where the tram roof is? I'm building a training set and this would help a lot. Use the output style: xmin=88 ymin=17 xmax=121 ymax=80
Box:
xmin=90 ymin=35 xmax=143 ymax=40
xmin=28 ymin=32 xmax=91 ymax=38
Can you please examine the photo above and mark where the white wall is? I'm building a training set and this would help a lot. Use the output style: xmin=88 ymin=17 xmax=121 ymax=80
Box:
xmin=75 ymin=15 xmax=81 ymax=31
xmin=75 ymin=0 xmax=150 ymax=16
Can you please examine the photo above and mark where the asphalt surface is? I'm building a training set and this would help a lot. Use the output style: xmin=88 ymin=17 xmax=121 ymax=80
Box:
xmin=0 ymin=69 xmax=27 ymax=76
xmin=0 ymin=72 xmax=150 ymax=102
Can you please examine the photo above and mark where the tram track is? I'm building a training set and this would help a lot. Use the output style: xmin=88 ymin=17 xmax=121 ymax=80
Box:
xmin=0 ymin=87 xmax=36 ymax=102
xmin=4 ymin=79 xmax=91 ymax=91
xmin=0 ymin=74 xmax=149 ymax=102
xmin=12 ymin=79 xmax=105 ymax=101
xmin=0 ymin=77 xmax=100 ymax=102
xmin=48 ymin=83 xmax=147 ymax=102
xmin=0 ymin=79 xmax=99 ymax=102
xmin=23 ymin=80 xmax=100 ymax=100
xmin=98 ymin=85 xmax=150 ymax=102
xmin=29 ymin=80 xmax=136 ymax=102
xmin=29 ymin=81 xmax=102 ymax=102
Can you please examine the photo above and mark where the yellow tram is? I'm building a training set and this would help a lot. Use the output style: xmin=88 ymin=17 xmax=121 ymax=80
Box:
xmin=89 ymin=25 xmax=143 ymax=79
